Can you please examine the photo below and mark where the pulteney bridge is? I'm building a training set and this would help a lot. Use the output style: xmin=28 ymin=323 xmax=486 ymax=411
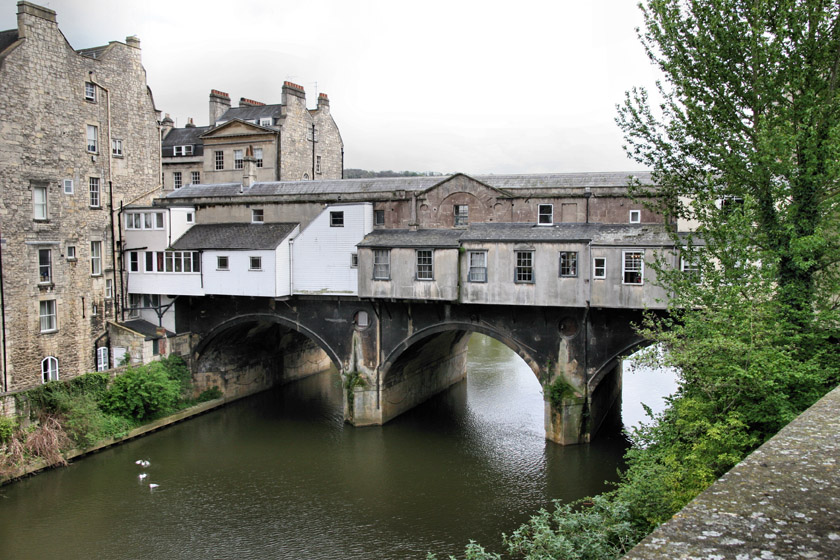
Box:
xmin=178 ymin=295 xmax=654 ymax=445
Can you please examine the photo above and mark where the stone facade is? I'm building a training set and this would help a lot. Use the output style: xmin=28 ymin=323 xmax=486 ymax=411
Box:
xmin=161 ymin=82 xmax=343 ymax=190
xmin=0 ymin=2 xmax=161 ymax=392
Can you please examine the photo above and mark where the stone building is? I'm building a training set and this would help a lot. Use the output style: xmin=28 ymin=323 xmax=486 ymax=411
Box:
xmin=160 ymin=83 xmax=343 ymax=191
xmin=0 ymin=2 xmax=161 ymax=392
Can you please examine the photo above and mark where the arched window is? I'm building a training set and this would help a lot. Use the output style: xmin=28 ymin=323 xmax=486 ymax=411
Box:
xmin=41 ymin=356 xmax=59 ymax=383
xmin=354 ymin=310 xmax=369 ymax=329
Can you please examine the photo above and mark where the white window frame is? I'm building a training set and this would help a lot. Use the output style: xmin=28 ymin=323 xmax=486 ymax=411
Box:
xmin=559 ymin=251 xmax=578 ymax=277
xmin=629 ymin=210 xmax=641 ymax=224
xmin=89 ymin=177 xmax=101 ymax=208
xmin=91 ymin=241 xmax=102 ymax=276
xmin=84 ymin=82 xmax=96 ymax=102
xmin=33 ymin=185 xmax=48 ymax=220
xmin=416 ymin=249 xmax=434 ymax=280
xmin=255 ymin=148 xmax=264 ymax=168
xmin=234 ymin=149 xmax=244 ymax=170
xmin=129 ymin=251 xmax=139 ymax=272
xmin=259 ymin=118 xmax=272 ymax=127
xmin=39 ymin=300 xmax=57 ymax=333
xmin=191 ymin=171 xmax=200 ymax=185
xmin=515 ymin=250 xmax=534 ymax=283
xmin=593 ymin=257 xmax=606 ymax=279
xmin=217 ymin=256 xmax=229 ymax=271
xmin=42 ymin=356 xmax=59 ymax=382
xmin=622 ymin=250 xmax=644 ymax=285
xmin=538 ymin=204 xmax=553 ymax=225
xmin=252 ymin=209 xmax=264 ymax=223
xmin=105 ymin=278 xmax=113 ymax=299
xmin=373 ymin=249 xmax=390 ymax=280
xmin=111 ymin=138 xmax=123 ymax=157
xmin=66 ymin=245 xmax=77 ymax=261
xmin=681 ymin=254 xmax=702 ymax=284
xmin=63 ymin=179 xmax=74 ymax=195
xmin=38 ymin=248 xmax=52 ymax=284
xmin=249 ymin=256 xmax=262 ymax=271
xmin=173 ymin=171 xmax=182 ymax=189
xmin=173 ymin=145 xmax=193 ymax=156
xmin=96 ymin=347 xmax=108 ymax=372
xmin=86 ymin=124 xmax=98 ymax=153
xmin=164 ymin=251 xmax=201 ymax=273
xmin=468 ymin=251 xmax=487 ymax=283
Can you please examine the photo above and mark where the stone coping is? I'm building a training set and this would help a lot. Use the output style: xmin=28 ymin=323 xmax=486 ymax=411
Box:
xmin=624 ymin=384 xmax=840 ymax=559
xmin=0 ymin=395 xmax=238 ymax=486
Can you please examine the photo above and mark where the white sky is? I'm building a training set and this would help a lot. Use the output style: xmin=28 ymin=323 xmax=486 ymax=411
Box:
xmin=3 ymin=0 xmax=662 ymax=174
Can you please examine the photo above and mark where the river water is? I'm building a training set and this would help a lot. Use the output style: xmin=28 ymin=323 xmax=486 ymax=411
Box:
xmin=0 ymin=335 xmax=675 ymax=559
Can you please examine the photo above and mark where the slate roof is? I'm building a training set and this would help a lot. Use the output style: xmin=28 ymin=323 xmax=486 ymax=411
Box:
xmin=171 ymin=223 xmax=298 ymax=250
xmin=164 ymin=172 xmax=653 ymax=201
xmin=162 ymin=126 xmax=212 ymax=147
xmin=219 ymin=104 xmax=285 ymax=124
xmin=357 ymin=229 xmax=464 ymax=248
xmin=0 ymin=29 xmax=18 ymax=53
xmin=119 ymin=319 xmax=174 ymax=340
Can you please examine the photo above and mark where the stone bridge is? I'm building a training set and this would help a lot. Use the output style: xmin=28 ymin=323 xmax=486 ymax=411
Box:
xmin=176 ymin=295 xmax=653 ymax=445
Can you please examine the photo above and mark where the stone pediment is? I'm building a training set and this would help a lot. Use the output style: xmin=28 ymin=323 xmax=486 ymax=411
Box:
xmin=419 ymin=173 xmax=514 ymax=203
xmin=201 ymin=118 xmax=276 ymax=140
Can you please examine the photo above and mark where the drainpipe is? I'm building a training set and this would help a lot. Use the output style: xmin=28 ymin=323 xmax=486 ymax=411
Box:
xmin=90 ymin=74 xmax=116 ymax=320
xmin=118 ymin=202 xmax=126 ymax=321
xmin=584 ymin=188 xmax=592 ymax=224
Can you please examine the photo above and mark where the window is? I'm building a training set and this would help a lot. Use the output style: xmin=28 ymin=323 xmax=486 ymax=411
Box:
xmin=84 ymin=82 xmax=96 ymax=102
xmin=351 ymin=253 xmax=358 ymax=268
xmin=112 ymin=138 xmax=123 ymax=157
xmin=89 ymin=177 xmax=100 ymax=208
xmin=90 ymin=241 xmax=102 ymax=276
xmin=86 ymin=124 xmax=98 ymax=153
xmin=152 ymin=338 xmax=160 ymax=356
xmin=416 ymin=249 xmax=434 ymax=280
xmin=42 ymin=356 xmax=59 ymax=383
xmin=249 ymin=256 xmax=262 ymax=271
xmin=623 ymin=251 xmax=644 ymax=284
xmin=105 ymin=279 xmax=113 ymax=299
xmin=173 ymin=145 xmax=193 ymax=156
xmin=559 ymin=252 xmax=578 ymax=277
xmin=538 ymin=204 xmax=553 ymax=225
xmin=454 ymin=205 xmax=469 ymax=226
xmin=374 ymin=209 xmax=385 ymax=226
xmin=97 ymin=347 xmax=108 ymax=372
xmin=38 ymin=249 xmax=52 ymax=284
xmin=515 ymin=251 xmax=534 ymax=283
xmin=128 ymin=294 xmax=141 ymax=318
xmin=33 ymin=185 xmax=47 ymax=220
xmin=259 ymin=118 xmax=272 ymax=127
xmin=681 ymin=254 xmax=701 ymax=283
xmin=217 ymin=256 xmax=229 ymax=270
xmin=234 ymin=149 xmax=244 ymax=170
xmin=373 ymin=249 xmax=390 ymax=280
xmin=252 ymin=209 xmax=264 ymax=223
xmin=191 ymin=171 xmax=200 ymax=185
xmin=720 ymin=195 xmax=744 ymax=216
xmin=330 ymin=211 xmax=344 ymax=227
xmin=156 ymin=213 xmax=164 ymax=229
xmin=468 ymin=251 xmax=487 ymax=282
xmin=126 ymin=212 xmax=164 ymax=230
xmin=629 ymin=210 xmax=641 ymax=224
xmin=173 ymin=172 xmax=182 ymax=189
xmin=39 ymin=300 xmax=57 ymax=332
xmin=144 ymin=251 xmax=155 ymax=272
xmin=255 ymin=148 xmax=263 ymax=168
xmin=63 ymin=179 xmax=74 ymax=195
xmin=355 ymin=310 xmax=370 ymax=329
xmin=215 ymin=150 xmax=224 ymax=170
xmin=316 ymin=155 xmax=322 ymax=174
xmin=164 ymin=251 xmax=201 ymax=273
xmin=92 ymin=303 xmax=98 ymax=316
xmin=186 ymin=212 xmax=194 ymax=223
xmin=593 ymin=257 xmax=606 ymax=279
xmin=66 ymin=245 xmax=76 ymax=261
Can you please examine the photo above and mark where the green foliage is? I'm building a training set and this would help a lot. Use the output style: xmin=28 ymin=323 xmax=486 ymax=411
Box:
xmin=55 ymin=392 xmax=134 ymax=448
xmin=158 ymin=354 xmax=192 ymax=396
xmin=547 ymin=377 xmax=575 ymax=409
xmin=99 ymin=365 xmax=180 ymax=422
xmin=0 ymin=416 xmax=16 ymax=444
xmin=196 ymin=386 xmax=223 ymax=402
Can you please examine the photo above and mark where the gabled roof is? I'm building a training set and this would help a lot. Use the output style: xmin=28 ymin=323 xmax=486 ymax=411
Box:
xmin=117 ymin=319 xmax=174 ymax=340
xmin=0 ymin=29 xmax=19 ymax=53
xmin=171 ymin=222 xmax=297 ymax=250
xmin=200 ymin=118 xmax=278 ymax=139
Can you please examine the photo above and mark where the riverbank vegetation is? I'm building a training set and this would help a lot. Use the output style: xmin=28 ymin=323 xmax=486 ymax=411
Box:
xmin=432 ymin=1 xmax=840 ymax=558
xmin=0 ymin=355 xmax=221 ymax=481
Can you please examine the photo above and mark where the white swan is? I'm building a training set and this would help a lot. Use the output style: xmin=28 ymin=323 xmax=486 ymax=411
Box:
xmin=149 ymin=483 xmax=159 ymax=490
xmin=138 ymin=473 xmax=147 ymax=480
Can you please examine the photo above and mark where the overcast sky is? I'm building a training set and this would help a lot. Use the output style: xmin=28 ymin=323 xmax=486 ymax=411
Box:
xmin=3 ymin=0 xmax=662 ymax=174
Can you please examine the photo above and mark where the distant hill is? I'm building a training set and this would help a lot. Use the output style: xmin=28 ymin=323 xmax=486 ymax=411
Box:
xmin=344 ymin=169 xmax=446 ymax=179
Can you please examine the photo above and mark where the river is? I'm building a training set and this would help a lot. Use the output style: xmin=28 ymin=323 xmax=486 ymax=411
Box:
xmin=0 ymin=335 xmax=676 ymax=559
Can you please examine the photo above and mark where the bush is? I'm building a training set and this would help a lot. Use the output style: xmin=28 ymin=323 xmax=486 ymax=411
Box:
xmin=197 ymin=386 xmax=223 ymax=402
xmin=0 ymin=416 xmax=16 ymax=444
xmin=99 ymin=366 xmax=180 ymax=422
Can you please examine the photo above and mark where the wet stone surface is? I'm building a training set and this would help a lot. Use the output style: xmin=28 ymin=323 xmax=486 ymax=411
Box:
xmin=625 ymin=385 xmax=840 ymax=559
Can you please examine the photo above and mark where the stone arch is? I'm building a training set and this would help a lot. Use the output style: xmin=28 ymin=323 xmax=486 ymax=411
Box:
xmin=194 ymin=312 xmax=344 ymax=372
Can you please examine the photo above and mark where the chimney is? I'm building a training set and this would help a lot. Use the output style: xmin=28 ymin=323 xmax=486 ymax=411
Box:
xmin=281 ymin=81 xmax=306 ymax=110
xmin=17 ymin=2 xmax=56 ymax=39
xmin=160 ymin=113 xmax=174 ymax=138
xmin=185 ymin=117 xmax=195 ymax=128
xmin=125 ymin=35 xmax=141 ymax=49
xmin=209 ymin=89 xmax=230 ymax=126
xmin=239 ymin=97 xmax=265 ymax=108
xmin=317 ymin=92 xmax=330 ymax=112
xmin=242 ymin=146 xmax=257 ymax=188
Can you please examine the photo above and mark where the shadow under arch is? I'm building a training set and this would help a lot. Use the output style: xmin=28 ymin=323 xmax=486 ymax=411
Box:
xmin=193 ymin=312 xmax=344 ymax=373
xmin=587 ymin=335 xmax=653 ymax=393
xmin=380 ymin=321 xmax=542 ymax=383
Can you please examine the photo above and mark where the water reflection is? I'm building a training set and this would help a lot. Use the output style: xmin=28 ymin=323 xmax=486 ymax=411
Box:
xmin=0 ymin=334 xmax=634 ymax=559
